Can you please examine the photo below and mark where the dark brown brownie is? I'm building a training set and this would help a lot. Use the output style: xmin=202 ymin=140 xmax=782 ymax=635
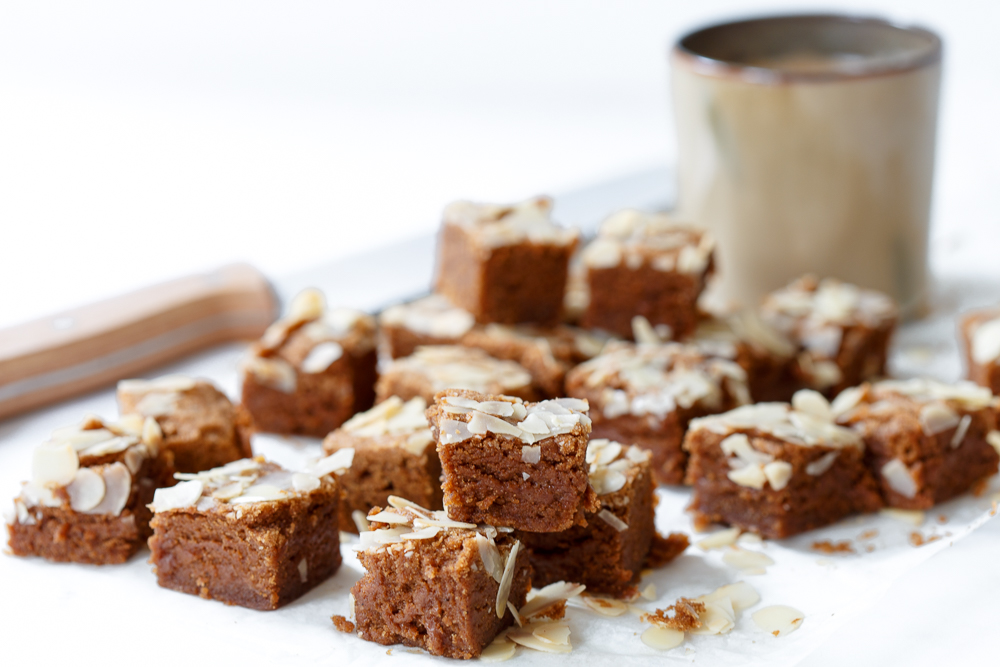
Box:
xmin=759 ymin=275 xmax=897 ymax=397
xmin=351 ymin=501 xmax=531 ymax=659
xmin=684 ymin=391 xmax=883 ymax=538
xmin=240 ymin=288 xmax=378 ymax=437
xmin=434 ymin=197 xmax=580 ymax=325
xmin=579 ymin=209 xmax=715 ymax=340
xmin=691 ymin=312 xmax=801 ymax=402
xmin=564 ymin=341 xmax=750 ymax=484
xmin=378 ymin=294 xmax=476 ymax=359
xmin=426 ymin=389 xmax=598 ymax=532
xmin=517 ymin=439 xmax=657 ymax=597
xmin=958 ymin=307 xmax=1000 ymax=394
xmin=6 ymin=415 xmax=165 ymax=564
xmin=148 ymin=454 xmax=348 ymax=610
xmin=835 ymin=379 xmax=1000 ymax=509
xmin=322 ymin=396 xmax=442 ymax=533
xmin=118 ymin=375 xmax=251 ymax=475
xmin=375 ymin=345 xmax=538 ymax=405
xmin=460 ymin=323 xmax=607 ymax=398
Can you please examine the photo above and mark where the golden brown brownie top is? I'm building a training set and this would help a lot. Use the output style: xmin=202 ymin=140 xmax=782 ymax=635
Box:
xmin=569 ymin=341 xmax=750 ymax=419
xmin=962 ymin=308 xmax=1000 ymax=364
xmin=428 ymin=389 xmax=590 ymax=446
xmin=240 ymin=288 xmax=376 ymax=393
xmin=689 ymin=389 xmax=863 ymax=450
xmin=581 ymin=208 xmax=714 ymax=275
xmin=387 ymin=346 xmax=533 ymax=395
xmin=378 ymin=294 xmax=476 ymax=339
xmin=691 ymin=313 xmax=797 ymax=360
xmin=442 ymin=196 xmax=579 ymax=248
xmin=833 ymin=379 xmax=997 ymax=438
xmin=334 ymin=396 xmax=434 ymax=455
xmin=15 ymin=414 xmax=160 ymax=516
xmin=359 ymin=497 xmax=521 ymax=618
xmin=149 ymin=453 xmax=349 ymax=515
xmin=761 ymin=275 xmax=897 ymax=334
xmin=473 ymin=323 xmax=608 ymax=363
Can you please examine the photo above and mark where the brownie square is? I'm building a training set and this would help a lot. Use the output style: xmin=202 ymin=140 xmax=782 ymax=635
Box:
xmin=375 ymin=345 xmax=538 ymax=405
xmin=240 ymin=289 xmax=378 ymax=437
xmin=426 ymin=389 xmax=598 ymax=532
xmin=323 ymin=396 xmax=442 ymax=533
xmin=958 ymin=307 xmax=1000 ymax=394
xmin=378 ymin=294 xmax=476 ymax=360
xmin=684 ymin=391 xmax=883 ymax=538
xmin=148 ymin=455 xmax=347 ymax=610
xmin=434 ymin=196 xmax=580 ymax=325
xmin=460 ymin=323 xmax=607 ymax=398
xmin=691 ymin=312 xmax=801 ymax=402
xmin=6 ymin=415 xmax=165 ymax=564
xmin=579 ymin=209 xmax=715 ymax=340
xmin=118 ymin=375 xmax=251 ymax=475
xmin=517 ymin=439 xmax=656 ymax=597
xmin=759 ymin=275 xmax=897 ymax=397
xmin=835 ymin=379 xmax=1000 ymax=509
xmin=564 ymin=341 xmax=750 ymax=484
xmin=351 ymin=501 xmax=531 ymax=659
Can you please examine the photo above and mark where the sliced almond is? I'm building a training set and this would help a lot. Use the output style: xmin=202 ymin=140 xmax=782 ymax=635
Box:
xmin=881 ymin=459 xmax=918 ymax=499
xmin=689 ymin=597 xmax=735 ymax=635
xmin=66 ymin=467 xmax=106 ymax=512
xmin=640 ymin=626 xmax=684 ymax=650
xmin=520 ymin=581 xmax=586 ymax=618
xmin=696 ymin=527 xmax=741 ymax=550
xmin=476 ymin=533 xmax=504 ymax=584
xmin=507 ymin=625 xmax=572 ymax=654
xmin=722 ymin=547 xmax=774 ymax=574
xmin=879 ymin=507 xmax=925 ymax=526
xmin=150 ymin=480 xmax=204 ymax=512
xmin=479 ymin=635 xmax=516 ymax=662
xmin=87 ymin=463 xmax=131 ymax=515
xmin=578 ymin=595 xmax=628 ymax=617
xmin=697 ymin=581 xmax=760 ymax=612
xmin=32 ymin=442 xmax=79 ymax=486
xmin=752 ymin=605 xmax=804 ymax=637
xmin=496 ymin=540 xmax=522 ymax=618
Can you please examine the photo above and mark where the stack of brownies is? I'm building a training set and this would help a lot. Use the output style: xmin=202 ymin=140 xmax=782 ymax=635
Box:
xmin=6 ymin=193 xmax=1000 ymax=661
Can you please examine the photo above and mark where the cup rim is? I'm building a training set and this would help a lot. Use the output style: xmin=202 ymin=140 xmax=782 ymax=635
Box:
xmin=673 ymin=13 xmax=942 ymax=83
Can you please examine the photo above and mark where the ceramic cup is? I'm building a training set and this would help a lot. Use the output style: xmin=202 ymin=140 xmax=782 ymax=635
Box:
xmin=671 ymin=14 xmax=942 ymax=318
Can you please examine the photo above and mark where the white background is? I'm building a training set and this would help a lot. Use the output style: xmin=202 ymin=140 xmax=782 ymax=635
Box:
xmin=2 ymin=2 xmax=1000 ymax=665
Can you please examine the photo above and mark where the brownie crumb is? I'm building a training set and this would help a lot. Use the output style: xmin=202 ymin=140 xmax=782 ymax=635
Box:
xmin=642 ymin=597 xmax=706 ymax=631
xmin=857 ymin=529 xmax=878 ymax=541
xmin=909 ymin=532 xmax=942 ymax=547
xmin=972 ymin=478 xmax=990 ymax=497
xmin=937 ymin=514 xmax=948 ymax=524
xmin=534 ymin=600 xmax=567 ymax=620
xmin=811 ymin=540 xmax=855 ymax=554
xmin=645 ymin=532 xmax=689 ymax=569
xmin=331 ymin=615 xmax=356 ymax=633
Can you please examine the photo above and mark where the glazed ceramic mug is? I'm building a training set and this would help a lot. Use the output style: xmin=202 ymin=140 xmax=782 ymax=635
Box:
xmin=671 ymin=15 xmax=942 ymax=318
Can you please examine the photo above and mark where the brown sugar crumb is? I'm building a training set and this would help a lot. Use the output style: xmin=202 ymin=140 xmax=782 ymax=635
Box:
xmin=534 ymin=599 xmax=567 ymax=620
xmin=645 ymin=532 xmax=689 ymax=569
xmin=971 ymin=477 xmax=990 ymax=497
xmin=909 ymin=532 xmax=942 ymax=547
xmin=811 ymin=540 xmax=855 ymax=554
xmin=642 ymin=597 xmax=706 ymax=631
xmin=937 ymin=514 xmax=948 ymax=524
xmin=331 ymin=615 xmax=356 ymax=633
xmin=865 ymin=544 xmax=875 ymax=553
xmin=857 ymin=529 xmax=878 ymax=541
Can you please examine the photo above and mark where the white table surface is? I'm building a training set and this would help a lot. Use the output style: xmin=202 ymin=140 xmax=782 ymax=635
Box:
xmin=3 ymin=2 xmax=1000 ymax=665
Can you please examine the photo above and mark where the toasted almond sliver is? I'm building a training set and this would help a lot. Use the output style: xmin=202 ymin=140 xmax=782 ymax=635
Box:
xmin=696 ymin=527 xmax=741 ymax=550
xmin=641 ymin=626 xmax=684 ymax=650
xmin=640 ymin=583 xmax=657 ymax=601
xmin=366 ymin=510 xmax=411 ymax=525
xmin=879 ymin=507 xmax=925 ymax=526
xmin=689 ymin=598 xmax=735 ymax=635
xmin=752 ymin=605 xmax=804 ymax=637
xmin=507 ymin=626 xmax=572 ymax=654
xmin=532 ymin=622 xmax=571 ymax=645
xmin=496 ymin=541 xmax=522 ymax=618
xmin=477 ymin=533 xmax=504 ymax=584
xmin=352 ymin=509 xmax=370 ymax=532
xmin=697 ymin=581 xmax=760 ymax=612
xmin=400 ymin=526 xmax=440 ymax=540
xmin=579 ymin=595 xmax=628 ymax=617
xmin=597 ymin=509 xmax=628 ymax=532
xmin=520 ymin=581 xmax=586 ymax=618
xmin=479 ymin=636 xmax=516 ymax=662
xmin=722 ymin=548 xmax=774 ymax=574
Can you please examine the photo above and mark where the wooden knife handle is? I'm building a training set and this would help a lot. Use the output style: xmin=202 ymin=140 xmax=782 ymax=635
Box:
xmin=0 ymin=263 xmax=278 ymax=421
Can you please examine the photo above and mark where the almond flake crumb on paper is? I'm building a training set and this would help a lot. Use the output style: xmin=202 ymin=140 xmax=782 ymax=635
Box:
xmin=479 ymin=634 xmax=516 ymax=662
xmin=879 ymin=507 xmax=925 ymax=526
xmin=811 ymin=540 xmax=854 ymax=554
xmin=642 ymin=598 xmax=705 ymax=631
xmin=579 ymin=594 xmax=629 ymax=617
xmin=751 ymin=605 xmax=804 ymax=637
xmin=722 ymin=547 xmax=775 ymax=574
xmin=640 ymin=626 xmax=685 ymax=651
xmin=696 ymin=527 xmax=740 ymax=550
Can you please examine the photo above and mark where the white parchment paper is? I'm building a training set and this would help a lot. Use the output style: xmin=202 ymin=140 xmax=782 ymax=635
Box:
xmin=3 ymin=259 xmax=999 ymax=667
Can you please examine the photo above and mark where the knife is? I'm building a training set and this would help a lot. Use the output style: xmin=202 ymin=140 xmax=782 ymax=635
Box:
xmin=0 ymin=166 xmax=673 ymax=421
